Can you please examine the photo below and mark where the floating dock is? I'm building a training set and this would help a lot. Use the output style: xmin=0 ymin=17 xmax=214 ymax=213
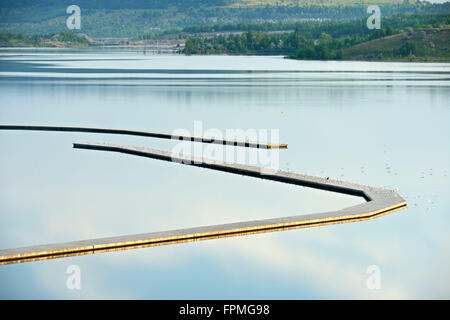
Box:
xmin=0 ymin=125 xmax=287 ymax=149
xmin=0 ymin=126 xmax=406 ymax=265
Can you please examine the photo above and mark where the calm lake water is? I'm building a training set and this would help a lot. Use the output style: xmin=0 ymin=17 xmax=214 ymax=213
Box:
xmin=0 ymin=48 xmax=449 ymax=299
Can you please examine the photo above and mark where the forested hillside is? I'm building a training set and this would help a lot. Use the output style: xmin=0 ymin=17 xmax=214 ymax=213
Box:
xmin=1 ymin=0 xmax=448 ymax=37
xmin=182 ymin=12 xmax=450 ymax=61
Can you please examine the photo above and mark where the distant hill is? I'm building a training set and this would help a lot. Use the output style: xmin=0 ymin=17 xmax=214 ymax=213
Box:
xmin=1 ymin=0 xmax=448 ymax=37
xmin=0 ymin=30 xmax=94 ymax=47
xmin=0 ymin=1 xmax=405 ymax=10
xmin=0 ymin=31 xmax=96 ymax=48
xmin=179 ymin=12 xmax=450 ymax=61
xmin=228 ymin=0 xmax=405 ymax=7
xmin=342 ymin=26 xmax=450 ymax=60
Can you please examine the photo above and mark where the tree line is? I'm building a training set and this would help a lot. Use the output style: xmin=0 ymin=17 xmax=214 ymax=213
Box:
xmin=183 ymin=13 xmax=450 ymax=60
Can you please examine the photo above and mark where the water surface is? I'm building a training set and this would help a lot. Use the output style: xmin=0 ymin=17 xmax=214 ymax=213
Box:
xmin=0 ymin=49 xmax=449 ymax=299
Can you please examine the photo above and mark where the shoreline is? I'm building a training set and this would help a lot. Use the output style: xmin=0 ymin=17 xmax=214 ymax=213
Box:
xmin=1 ymin=46 xmax=449 ymax=63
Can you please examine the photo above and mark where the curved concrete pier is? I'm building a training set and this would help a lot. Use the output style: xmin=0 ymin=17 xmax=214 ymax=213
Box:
xmin=0 ymin=142 xmax=406 ymax=265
